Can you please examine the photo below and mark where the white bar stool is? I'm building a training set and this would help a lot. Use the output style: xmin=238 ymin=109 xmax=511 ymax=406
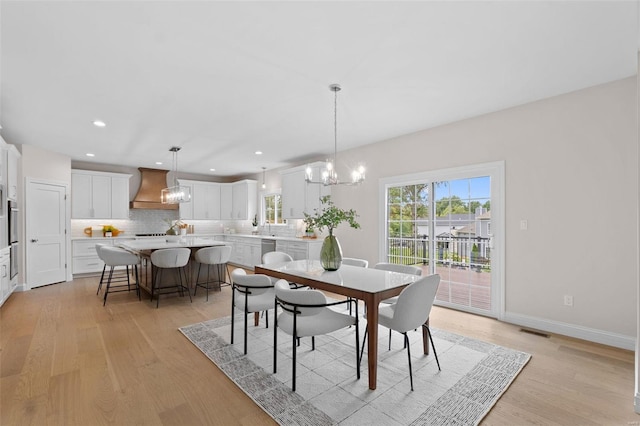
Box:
xmin=193 ymin=245 xmax=232 ymax=301
xmin=99 ymin=246 xmax=141 ymax=306
xmin=150 ymin=247 xmax=192 ymax=308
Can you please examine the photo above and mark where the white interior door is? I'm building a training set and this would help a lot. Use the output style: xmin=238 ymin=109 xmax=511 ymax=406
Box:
xmin=26 ymin=179 xmax=68 ymax=288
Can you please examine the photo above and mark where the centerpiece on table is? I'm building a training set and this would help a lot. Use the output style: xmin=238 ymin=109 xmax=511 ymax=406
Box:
xmin=165 ymin=219 xmax=187 ymax=236
xmin=303 ymin=195 xmax=360 ymax=271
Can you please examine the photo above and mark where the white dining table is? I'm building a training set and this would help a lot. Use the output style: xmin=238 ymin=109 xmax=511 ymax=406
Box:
xmin=255 ymin=259 xmax=427 ymax=390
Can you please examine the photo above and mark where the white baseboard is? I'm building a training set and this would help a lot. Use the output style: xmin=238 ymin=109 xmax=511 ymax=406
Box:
xmin=502 ymin=312 xmax=635 ymax=351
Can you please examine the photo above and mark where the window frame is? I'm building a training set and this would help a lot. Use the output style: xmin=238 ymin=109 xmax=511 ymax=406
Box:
xmin=261 ymin=191 xmax=286 ymax=226
xmin=378 ymin=161 xmax=505 ymax=319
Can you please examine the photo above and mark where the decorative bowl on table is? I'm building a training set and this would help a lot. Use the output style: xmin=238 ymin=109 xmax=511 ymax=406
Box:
xmin=166 ymin=235 xmax=181 ymax=243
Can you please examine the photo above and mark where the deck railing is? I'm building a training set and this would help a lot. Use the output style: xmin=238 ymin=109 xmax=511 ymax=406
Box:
xmin=387 ymin=235 xmax=491 ymax=271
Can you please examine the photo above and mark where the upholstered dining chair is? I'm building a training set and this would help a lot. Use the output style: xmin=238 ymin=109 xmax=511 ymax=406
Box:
xmin=231 ymin=269 xmax=275 ymax=355
xmin=262 ymin=251 xmax=293 ymax=265
xmin=341 ymin=257 xmax=369 ymax=314
xmin=342 ymin=257 xmax=369 ymax=268
xmin=262 ymin=251 xmax=304 ymax=288
xmin=360 ymin=274 xmax=441 ymax=391
xmin=374 ymin=262 xmax=422 ymax=304
xmin=273 ymin=279 xmax=360 ymax=392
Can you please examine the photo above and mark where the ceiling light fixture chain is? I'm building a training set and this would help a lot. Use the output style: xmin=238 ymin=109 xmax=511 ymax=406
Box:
xmin=305 ymin=83 xmax=365 ymax=186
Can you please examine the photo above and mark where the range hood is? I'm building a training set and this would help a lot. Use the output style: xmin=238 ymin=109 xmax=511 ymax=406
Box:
xmin=130 ymin=168 xmax=178 ymax=210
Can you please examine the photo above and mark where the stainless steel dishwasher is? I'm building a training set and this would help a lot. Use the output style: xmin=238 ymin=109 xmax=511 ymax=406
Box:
xmin=261 ymin=238 xmax=276 ymax=260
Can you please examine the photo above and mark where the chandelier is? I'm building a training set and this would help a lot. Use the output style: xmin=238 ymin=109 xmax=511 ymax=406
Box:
xmin=161 ymin=146 xmax=191 ymax=204
xmin=305 ymin=84 xmax=365 ymax=186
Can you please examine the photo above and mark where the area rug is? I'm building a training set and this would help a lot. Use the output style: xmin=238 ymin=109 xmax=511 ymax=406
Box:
xmin=179 ymin=314 xmax=530 ymax=425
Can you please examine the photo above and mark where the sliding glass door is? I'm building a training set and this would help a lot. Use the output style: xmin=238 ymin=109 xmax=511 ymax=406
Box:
xmin=381 ymin=162 xmax=503 ymax=317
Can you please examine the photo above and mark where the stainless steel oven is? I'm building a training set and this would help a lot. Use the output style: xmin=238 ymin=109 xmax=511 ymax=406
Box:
xmin=8 ymin=200 xmax=17 ymax=244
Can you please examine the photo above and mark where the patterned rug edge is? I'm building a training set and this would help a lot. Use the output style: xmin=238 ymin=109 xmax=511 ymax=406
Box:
xmin=179 ymin=316 xmax=531 ymax=426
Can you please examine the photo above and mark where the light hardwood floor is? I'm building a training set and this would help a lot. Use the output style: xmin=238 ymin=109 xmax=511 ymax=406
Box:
xmin=1 ymin=274 xmax=637 ymax=425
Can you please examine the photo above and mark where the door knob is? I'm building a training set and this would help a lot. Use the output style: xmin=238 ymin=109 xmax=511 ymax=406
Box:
xmin=31 ymin=238 xmax=38 ymax=243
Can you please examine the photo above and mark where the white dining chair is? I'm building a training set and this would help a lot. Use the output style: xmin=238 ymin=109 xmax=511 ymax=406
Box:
xmin=262 ymin=251 xmax=304 ymax=288
xmin=341 ymin=257 xmax=368 ymax=314
xmin=231 ymin=269 xmax=275 ymax=355
xmin=374 ymin=262 xmax=422 ymax=304
xmin=360 ymin=274 xmax=441 ymax=391
xmin=273 ymin=279 xmax=360 ymax=392
xmin=342 ymin=257 xmax=369 ymax=268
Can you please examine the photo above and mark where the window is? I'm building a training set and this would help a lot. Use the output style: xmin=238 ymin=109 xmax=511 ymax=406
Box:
xmin=263 ymin=193 xmax=284 ymax=225
xmin=380 ymin=162 xmax=504 ymax=318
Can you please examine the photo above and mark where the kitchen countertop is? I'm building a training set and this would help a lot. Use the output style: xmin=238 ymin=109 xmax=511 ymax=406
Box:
xmin=71 ymin=233 xmax=322 ymax=243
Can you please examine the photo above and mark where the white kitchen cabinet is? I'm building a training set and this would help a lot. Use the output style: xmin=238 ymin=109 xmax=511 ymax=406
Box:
xmin=276 ymin=239 xmax=323 ymax=261
xmin=231 ymin=180 xmax=257 ymax=220
xmin=280 ymin=162 xmax=331 ymax=219
xmin=72 ymin=238 xmax=134 ymax=275
xmin=177 ymin=180 xmax=194 ymax=220
xmin=178 ymin=180 xmax=221 ymax=220
xmin=71 ymin=170 xmax=132 ymax=219
xmin=193 ymin=182 xmax=221 ymax=220
xmin=6 ymin=145 xmax=20 ymax=201
xmin=220 ymin=184 xmax=233 ymax=220
xmin=281 ymin=169 xmax=306 ymax=219
xmin=225 ymin=236 xmax=261 ymax=268
xmin=0 ymin=248 xmax=10 ymax=306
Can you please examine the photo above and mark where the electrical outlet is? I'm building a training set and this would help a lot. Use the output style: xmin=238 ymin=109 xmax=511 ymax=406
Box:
xmin=563 ymin=295 xmax=573 ymax=306
xmin=520 ymin=220 xmax=528 ymax=230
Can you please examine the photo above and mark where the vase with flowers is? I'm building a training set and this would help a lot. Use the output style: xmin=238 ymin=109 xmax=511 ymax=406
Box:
xmin=303 ymin=196 xmax=360 ymax=271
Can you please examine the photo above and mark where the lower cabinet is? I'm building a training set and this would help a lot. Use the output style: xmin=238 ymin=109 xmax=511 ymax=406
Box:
xmin=276 ymin=240 xmax=323 ymax=261
xmin=72 ymin=238 xmax=134 ymax=275
xmin=226 ymin=236 xmax=261 ymax=269
xmin=0 ymin=248 xmax=10 ymax=306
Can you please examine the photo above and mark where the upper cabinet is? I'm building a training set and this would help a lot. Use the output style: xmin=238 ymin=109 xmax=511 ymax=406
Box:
xmin=178 ymin=180 xmax=220 ymax=220
xmin=231 ymin=180 xmax=257 ymax=220
xmin=71 ymin=170 xmax=132 ymax=219
xmin=280 ymin=163 xmax=331 ymax=219
xmin=6 ymin=145 xmax=20 ymax=201
xmin=179 ymin=179 xmax=255 ymax=221
xmin=220 ymin=184 xmax=233 ymax=220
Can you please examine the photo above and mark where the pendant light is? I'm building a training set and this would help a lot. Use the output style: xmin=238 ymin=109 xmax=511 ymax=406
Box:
xmin=305 ymin=84 xmax=365 ymax=186
xmin=161 ymin=146 xmax=191 ymax=204
xmin=261 ymin=167 xmax=267 ymax=190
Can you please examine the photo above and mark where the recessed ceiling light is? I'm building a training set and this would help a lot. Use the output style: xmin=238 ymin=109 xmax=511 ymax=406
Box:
xmin=255 ymin=151 xmax=263 ymax=155
xmin=86 ymin=153 xmax=95 ymax=157
xmin=156 ymin=162 xmax=163 ymax=165
xmin=92 ymin=120 xmax=106 ymax=127
xmin=210 ymin=168 xmax=216 ymax=172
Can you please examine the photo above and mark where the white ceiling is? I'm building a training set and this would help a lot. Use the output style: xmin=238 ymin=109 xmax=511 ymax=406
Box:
xmin=1 ymin=1 xmax=637 ymax=178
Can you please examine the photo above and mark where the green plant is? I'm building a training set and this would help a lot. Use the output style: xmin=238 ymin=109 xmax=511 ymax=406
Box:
xmin=303 ymin=196 xmax=360 ymax=236
xmin=164 ymin=219 xmax=185 ymax=235
xmin=252 ymin=214 xmax=258 ymax=227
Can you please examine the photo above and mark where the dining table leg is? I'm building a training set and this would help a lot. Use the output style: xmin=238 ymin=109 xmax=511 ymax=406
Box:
xmin=364 ymin=295 xmax=379 ymax=390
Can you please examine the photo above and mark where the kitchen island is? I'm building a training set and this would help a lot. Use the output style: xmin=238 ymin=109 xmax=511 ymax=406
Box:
xmin=116 ymin=237 xmax=228 ymax=295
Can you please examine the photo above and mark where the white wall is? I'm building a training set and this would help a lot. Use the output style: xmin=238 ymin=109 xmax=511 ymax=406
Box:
xmin=21 ymin=144 xmax=71 ymax=183
xmin=324 ymin=77 xmax=636 ymax=348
